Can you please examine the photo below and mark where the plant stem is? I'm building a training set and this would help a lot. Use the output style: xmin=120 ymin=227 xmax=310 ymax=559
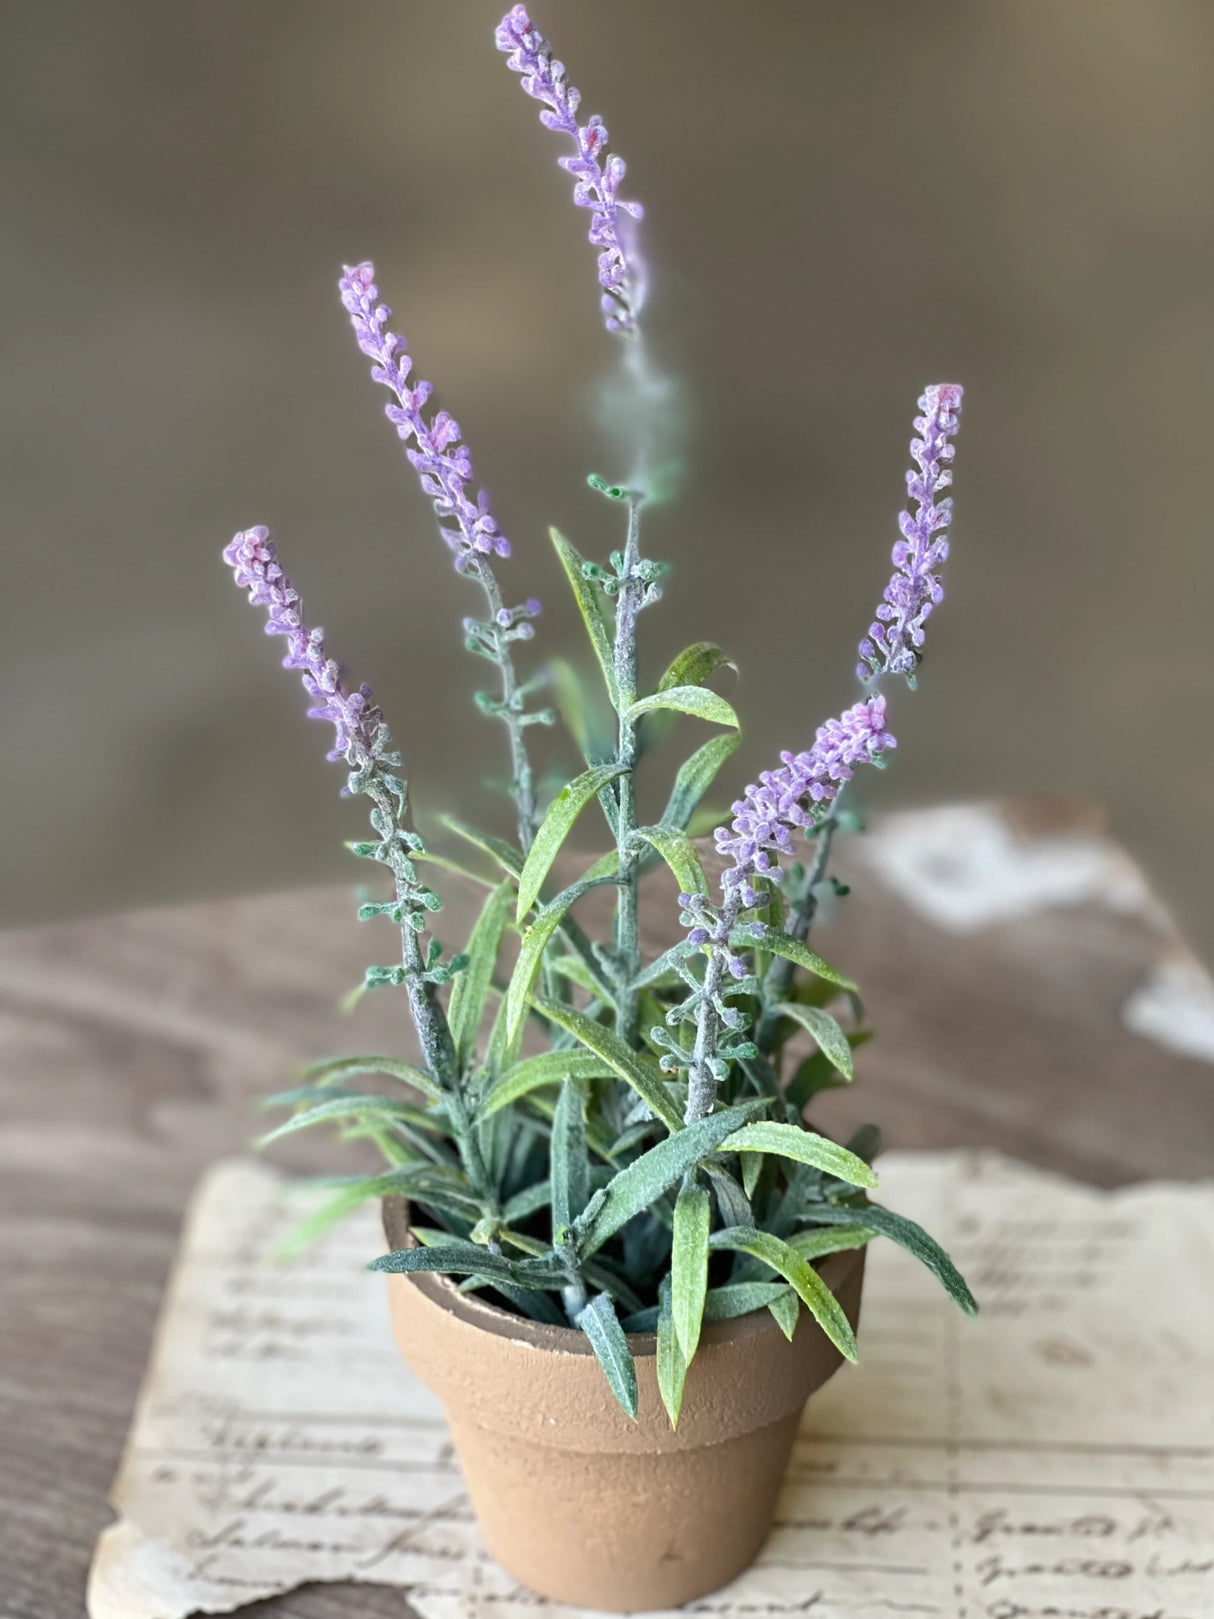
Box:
xmin=684 ymin=886 xmax=745 ymax=1124
xmin=468 ymin=556 xmax=539 ymax=852
xmin=756 ymin=797 xmax=845 ymax=1055
xmin=612 ymin=494 xmax=645 ymax=1045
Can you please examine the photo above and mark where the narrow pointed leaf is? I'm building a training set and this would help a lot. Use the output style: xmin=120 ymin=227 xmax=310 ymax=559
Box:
xmin=770 ymin=1003 xmax=855 ymax=1080
xmin=258 ymin=1094 xmax=448 ymax=1148
xmin=755 ymin=931 xmax=855 ymax=991
xmin=708 ymin=1227 xmax=858 ymax=1361
xmin=370 ymin=1244 xmax=567 ymax=1288
xmin=789 ymin=1226 xmax=878 ymax=1262
xmin=504 ymin=876 xmax=617 ymax=1048
xmin=481 ymin=1049 xmax=616 ymax=1118
xmin=657 ymin=642 xmax=738 ymax=694
xmin=741 ymin=1149 xmax=764 ymax=1200
xmin=802 ymin=1204 xmax=978 ymax=1315
xmin=576 ymin=1292 xmax=638 ymax=1419
xmin=704 ymin=1281 xmax=789 ymax=1322
xmin=575 ymin=1101 xmax=765 ymax=1257
xmin=448 ymin=879 xmax=514 ymax=1068
xmin=624 ymin=685 xmax=739 ymax=729
xmin=635 ymin=825 xmax=709 ymax=897
xmin=767 ymin=1286 xmax=801 ymax=1341
xmin=443 ymin=816 xmax=524 ymax=879
xmin=534 ymin=998 xmax=684 ymax=1131
xmin=516 ymin=764 xmax=628 ymax=921
xmin=656 ymin=1275 xmax=687 ymax=1428
xmin=551 ymin=1077 xmax=589 ymax=1232
xmin=550 ymin=527 xmax=618 ymax=705
xmin=721 ymin=1121 xmax=877 ymax=1188
xmin=671 ymin=1179 xmax=711 ymax=1361
xmin=299 ymin=1054 xmax=443 ymax=1104
xmin=661 ymin=732 xmax=741 ymax=832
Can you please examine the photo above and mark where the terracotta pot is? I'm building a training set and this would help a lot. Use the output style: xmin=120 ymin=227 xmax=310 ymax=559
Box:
xmin=382 ymin=1198 xmax=865 ymax=1611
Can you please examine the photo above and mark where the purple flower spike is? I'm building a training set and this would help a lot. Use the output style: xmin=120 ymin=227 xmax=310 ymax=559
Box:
xmin=715 ymin=696 xmax=895 ymax=886
xmin=858 ymin=384 xmax=964 ymax=684
xmin=223 ymin=526 xmax=399 ymax=781
xmin=339 ymin=262 xmax=511 ymax=572
xmin=496 ymin=6 xmax=644 ymax=335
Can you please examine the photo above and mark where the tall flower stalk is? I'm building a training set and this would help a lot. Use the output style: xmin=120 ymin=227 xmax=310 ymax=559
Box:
xmin=339 ymin=262 xmax=546 ymax=852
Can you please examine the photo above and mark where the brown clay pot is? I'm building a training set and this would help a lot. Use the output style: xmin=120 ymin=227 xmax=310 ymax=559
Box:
xmin=382 ymin=1198 xmax=865 ymax=1611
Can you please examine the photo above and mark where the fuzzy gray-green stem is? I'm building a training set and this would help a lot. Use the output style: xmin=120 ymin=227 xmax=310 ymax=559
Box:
xmin=468 ymin=557 xmax=539 ymax=852
xmin=684 ymin=886 xmax=746 ymax=1123
xmin=612 ymin=494 xmax=645 ymax=1045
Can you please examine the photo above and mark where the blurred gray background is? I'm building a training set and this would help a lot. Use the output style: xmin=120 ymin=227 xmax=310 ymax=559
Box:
xmin=2 ymin=0 xmax=1212 ymax=956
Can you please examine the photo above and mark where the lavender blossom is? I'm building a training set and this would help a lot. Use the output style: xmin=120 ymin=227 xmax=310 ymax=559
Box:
xmin=715 ymin=696 xmax=894 ymax=894
xmin=857 ymin=384 xmax=964 ymax=684
xmin=339 ymin=263 xmax=514 ymax=573
xmin=223 ymin=525 xmax=399 ymax=778
xmin=496 ymin=5 xmax=644 ymax=335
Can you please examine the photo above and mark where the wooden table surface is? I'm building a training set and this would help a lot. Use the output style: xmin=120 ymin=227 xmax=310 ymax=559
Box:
xmin=2 ymin=800 xmax=1211 ymax=1619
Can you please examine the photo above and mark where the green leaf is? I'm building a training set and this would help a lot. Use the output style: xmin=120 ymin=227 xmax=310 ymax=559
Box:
xmin=785 ymin=1037 xmax=871 ymax=1111
xmin=481 ymin=1048 xmax=616 ymax=1119
xmin=768 ymin=1286 xmax=802 ymax=1341
xmin=534 ymin=998 xmax=685 ymax=1132
xmin=370 ymin=1243 xmax=567 ymax=1288
xmin=258 ymin=1094 xmax=448 ymax=1148
xmin=443 ymin=816 xmax=524 ymax=880
xmin=671 ymin=1178 xmax=710 ymax=1361
xmin=550 ymin=527 xmax=619 ymax=706
xmin=448 ymin=879 xmax=513 ymax=1069
xmin=788 ymin=1226 xmax=878 ymax=1262
xmin=708 ymin=1227 xmax=858 ymax=1361
xmin=504 ymin=877 xmax=616 ymax=1049
xmin=276 ymin=1169 xmax=441 ymax=1257
xmin=704 ymin=1280 xmax=789 ymax=1321
xmin=755 ymin=930 xmax=856 ymax=991
xmin=551 ymin=1077 xmax=590 ymax=1232
xmin=299 ymin=1054 xmax=443 ymax=1104
xmin=575 ymin=1102 xmax=764 ymax=1257
xmin=721 ymin=1121 xmax=878 ymax=1189
xmin=576 ymin=1292 xmax=638 ymax=1419
xmin=741 ymin=1149 xmax=764 ymax=1200
xmin=657 ymin=642 xmax=738 ymax=695
xmin=624 ymin=685 xmax=739 ymax=729
xmin=516 ymin=763 xmax=628 ymax=921
xmin=769 ymin=1002 xmax=856 ymax=1080
xmin=413 ymin=849 xmax=501 ymax=890
xmin=802 ymin=1204 xmax=978 ymax=1315
xmin=502 ymin=1180 xmax=552 ymax=1224
xmin=549 ymin=656 xmax=613 ymax=768
xmin=661 ymin=732 xmax=741 ymax=832
xmin=656 ymin=1275 xmax=687 ymax=1429
xmin=634 ymin=825 xmax=709 ymax=897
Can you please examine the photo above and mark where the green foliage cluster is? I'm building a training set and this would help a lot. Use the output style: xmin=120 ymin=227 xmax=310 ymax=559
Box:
xmin=261 ymin=494 xmax=976 ymax=1425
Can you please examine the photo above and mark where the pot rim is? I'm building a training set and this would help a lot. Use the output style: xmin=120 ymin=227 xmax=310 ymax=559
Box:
xmin=382 ymin=1193 xmax=863 ymax=1360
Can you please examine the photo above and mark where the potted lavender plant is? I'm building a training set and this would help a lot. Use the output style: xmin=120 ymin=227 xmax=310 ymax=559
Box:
xmin=223 ymin=8 xmax=976 ymax=1610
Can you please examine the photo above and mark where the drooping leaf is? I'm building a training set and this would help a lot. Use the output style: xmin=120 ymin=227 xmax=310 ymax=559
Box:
xmin=534 ymin=998 xmax=684 ymax=1132
xmin=721 ymin=1121 xmax=878 ymax=1189
xmin=656 ymin=642 xmax=738 ymax=695
xmin=443 ymin=816 xmax=524 ymax=880
xmin=575 ymin=1101 xmax=765 ymax=1257
xmin=767 ymin=1286 xmax=801 ymax=1341
xmin=505 ymin=876 xmax=617 ymax=1048
xmin=802 ymin=1204 xmax=978 ymax=1315
xmin=258 ymin=1094 xmax=449 ymax=1149
xmin=785 ymin=1034 xmax=872 ymax=1111
xmin=480 ymin=1048 xmax=616 ymax=1119
xmin=551 ymin=1077 xmax=590 ymax=1233
xmin=276 ymin=1168 xmax=444 ymax=1257
xmin=516 ymin=764 xmax=628 ymax=921
xmin=752 ymin=930 xmax=856 ymax=990
xmin=624 ymin=685 xmax=739 ymax=730
xmin=448 ymin=879 xmax=514 ymax=1069
xmin=576 ymin=1292 xmax=638 ymax=1419
xmin=656 ymin=1275 xmax=687 ymax=1428
xmin=789 ymin=1226 xmax=878 ymax=1262
xmin=550 ymin=527 xmax=618 ymax=706
xmin=298 ymin=1054 xmax=444 ymax=1104
xmin=634 ymin=825 xmax=709 ymax=897
xmin=708 ymin=1227 xmax=858 ymax=1361
xmin=661 ymin=732 xmax=741 ymax=832
xmin=671 ymin=1177 xmax=711 ymax=1361
xmin=369 ymin=1243 xmax=567 ymax=1288
xmin=769 ymin=1003 xmax=856 ymax=1081
xmin=704 ymin=1280 xmax=790 ymax=1321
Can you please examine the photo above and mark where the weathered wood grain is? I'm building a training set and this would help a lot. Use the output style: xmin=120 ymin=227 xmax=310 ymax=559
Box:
xmin=0 ymin=803 xmax=1210 ymax=1618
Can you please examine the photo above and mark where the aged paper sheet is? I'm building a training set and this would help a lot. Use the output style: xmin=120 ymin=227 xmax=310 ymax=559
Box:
xmin=89 ymin=1152 xmax=1214 ymax=1619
